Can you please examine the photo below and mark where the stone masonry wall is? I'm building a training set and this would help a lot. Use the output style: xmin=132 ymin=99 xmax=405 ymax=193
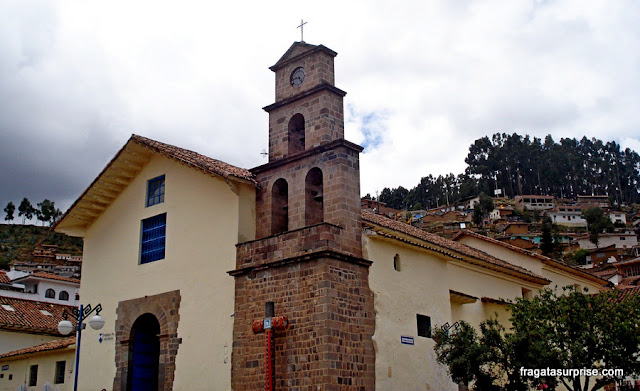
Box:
xmin=274 ymin=50 xmax=336 ymax=102
xmin=268 ymin=89 xmax=345 ymax=161
xmin=112 ymin=290 xmax=181 ymax=391
xmin=231 ymin=257 xmax=376 ymax=391
xmin=253 ymin=142 xmax=363 ymax=258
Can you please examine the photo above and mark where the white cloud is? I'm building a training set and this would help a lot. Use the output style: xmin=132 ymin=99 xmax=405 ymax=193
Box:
xmin=1 ymin=0 xmax=639 ymax=212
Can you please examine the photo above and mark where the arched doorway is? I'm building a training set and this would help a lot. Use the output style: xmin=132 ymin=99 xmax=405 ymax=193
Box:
xmin=127 ymin=313 xmax=160 ymax=391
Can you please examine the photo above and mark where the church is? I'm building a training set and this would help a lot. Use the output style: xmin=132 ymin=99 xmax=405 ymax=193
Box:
xmin=53 ymin=41 xmax=608 ymax=391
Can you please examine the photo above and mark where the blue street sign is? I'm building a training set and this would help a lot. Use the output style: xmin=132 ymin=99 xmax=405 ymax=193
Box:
xmin=401 ymin=336 xmax=414 ymax=345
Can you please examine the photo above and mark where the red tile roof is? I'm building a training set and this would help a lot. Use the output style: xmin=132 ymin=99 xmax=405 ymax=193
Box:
xmin=607 ymin=286 xmax=640 ymax=303
xmin=361 ymin=211 xmax=550 ymax=284
xmin=0 ymin=297 xmax=77 ymax=335
xmin=54 ymin=134 xmax=257 ymax=233
xmin=452 ymin=230 xmax=609 ymax=286
xmin=0 ymin=336 xmax=75 ymax=360
xmin=131 ymin=135 xmax=256 ymax=184
xmin=0 ymin=271 xmax=10 ymax=284
xmin=14 ymin=272 xmax=80 ymax=285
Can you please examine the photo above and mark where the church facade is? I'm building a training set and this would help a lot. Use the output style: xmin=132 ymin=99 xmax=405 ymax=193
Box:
xmin=55 ymin=42 xmax=608 ymax=391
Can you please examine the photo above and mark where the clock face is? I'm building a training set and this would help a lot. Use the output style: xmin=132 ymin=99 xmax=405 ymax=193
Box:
xmin=290 ymin=67 xmax=305 ymax=87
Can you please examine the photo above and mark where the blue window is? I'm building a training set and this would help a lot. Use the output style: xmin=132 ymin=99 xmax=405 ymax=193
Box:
xmin=146 ymin=175 xmax=165 ymax=207
xmin=141 ymin=213 xmax=166 ymax=264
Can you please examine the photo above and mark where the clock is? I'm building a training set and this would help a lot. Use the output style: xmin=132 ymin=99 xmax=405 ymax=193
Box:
xmin=290 ymin=67 xmax=305 ymax=87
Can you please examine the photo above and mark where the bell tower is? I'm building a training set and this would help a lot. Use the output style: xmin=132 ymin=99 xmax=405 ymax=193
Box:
xmin=230 ymin=42 xmax=376 ymax=390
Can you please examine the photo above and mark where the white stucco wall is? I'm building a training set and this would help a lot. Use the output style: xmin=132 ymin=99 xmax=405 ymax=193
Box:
xmin=0 ymin=332 xmax=61 ymax=355
xmin=364 ymin=233 xmax=550 ymax=391
xmin=0 ymin=348 xmax=75 ymax=391
xmin=364 ymin=234 xmax=457 ymax=391
xmin=0 ymin=280 xmax=79 ymax=306
xmin=456 ymin=236 xmax=606 ymax=293
xmin=74 ymin=155 xmax=255 ymax=391
xmin=578 ymin=234 xmax=638 ymax=250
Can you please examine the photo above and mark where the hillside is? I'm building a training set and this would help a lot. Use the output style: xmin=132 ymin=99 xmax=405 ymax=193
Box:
xmin=0 ymin=224 xmax=83 ymax=270
xmin=375 ymin=133 xmax=640 ymax=211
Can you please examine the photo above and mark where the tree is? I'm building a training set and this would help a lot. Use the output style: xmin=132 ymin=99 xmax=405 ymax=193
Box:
xmin=17 ymin=198 xmax=35 ymax=224
xmin=36 ymin=199 xmax=55 ymax=226
xmin=540 ymin=217 xmax=556 ymax=257
xmin=51 ymin=208 xmax=63 ymax=226
xmin=472 ymin=193 xmax=495 ymax=226
xmin=3 ymin=202 xmax=15 ymax=223
xmin=434 ymin=319 xmax=520 ymax=391
xmin=434 ymin=288 xmax=640 ymax=391
xmin=582 ymin=207 xmax=614 ymax=247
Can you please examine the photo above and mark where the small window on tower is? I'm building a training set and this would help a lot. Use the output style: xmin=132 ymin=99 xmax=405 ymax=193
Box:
xmin=416 ymin=314 xmax=431 ymax=338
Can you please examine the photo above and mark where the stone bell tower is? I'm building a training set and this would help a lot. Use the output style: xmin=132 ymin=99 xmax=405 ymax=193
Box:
xmin=230 ymin=42 xmax=376 ymax=390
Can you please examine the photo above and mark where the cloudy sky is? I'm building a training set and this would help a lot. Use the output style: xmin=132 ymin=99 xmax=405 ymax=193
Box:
xmin=2 ymin=0 xmax=640 ymax=220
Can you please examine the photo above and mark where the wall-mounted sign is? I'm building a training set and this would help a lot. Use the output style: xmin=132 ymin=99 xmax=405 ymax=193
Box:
xmin=2 ymin=365 xmax=8 ymax=371
xmin=400 ymin=336 xmax=414 ymax=345
xmin=99 ymin=333 xmax=115 ymax=343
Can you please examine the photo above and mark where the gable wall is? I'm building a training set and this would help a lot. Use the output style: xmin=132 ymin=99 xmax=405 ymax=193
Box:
xmin=77 ymin=155 xmax=254 ymax=390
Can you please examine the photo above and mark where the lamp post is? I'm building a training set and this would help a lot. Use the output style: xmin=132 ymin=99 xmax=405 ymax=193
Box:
xmin=58 ymin=303 xmax=104 ymax=391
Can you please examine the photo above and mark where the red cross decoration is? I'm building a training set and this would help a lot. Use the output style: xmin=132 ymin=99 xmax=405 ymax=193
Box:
xmin=252 ymin=303 xmax=290 ymax=391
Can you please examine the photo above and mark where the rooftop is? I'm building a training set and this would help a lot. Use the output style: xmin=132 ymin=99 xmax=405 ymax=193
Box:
xmin=452 ymin=230 xmax=609 ymax=286
xmin=361 ymin=211 xmax=549 ymax=284
xmin=0 ymin=336 xmax=75 ymax=360
xmin=55 ymin=134 xmax=256 ymax=235
xmin=0 ymin=296 xmax=77 ymax=335
xmin=13 ymin=271 xmax=80 ymax=285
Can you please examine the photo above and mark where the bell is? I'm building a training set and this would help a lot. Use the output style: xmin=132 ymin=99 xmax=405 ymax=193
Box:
xmin=314 ymin=191 xmax=323 ymax=202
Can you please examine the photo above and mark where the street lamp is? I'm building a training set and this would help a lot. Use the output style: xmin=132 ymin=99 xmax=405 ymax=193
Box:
xmin=58 ymin=303 xmax=104 ymax=391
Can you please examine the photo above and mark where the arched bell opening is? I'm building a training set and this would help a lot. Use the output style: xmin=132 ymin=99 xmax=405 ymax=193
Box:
xmin=271 ymin=178 xmax=289 ymax=234
xmin=305 ymin=168 xmax=324 ymax=226
xmin=287 ymin=113 xmax=305 ymax=155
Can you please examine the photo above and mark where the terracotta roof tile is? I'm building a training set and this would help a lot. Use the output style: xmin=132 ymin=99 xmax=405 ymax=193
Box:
xmin=0 ymin=271 xmax=10 ymax=284
xmin=0 ymin=336 xmax=75 ymax=360
xmin=361 ymin=211 xmax=549 ymax=283
xmin=607 ymin=286 xmax=640 ymax=303
xmin=14 ymin=272 xmax=80 ymax=285
xmin=452 ymin=229 xmax=609 ymax=286
xmin=131 ymin=135 xmax=256 ymax=184
xmin=0 ymin=297 xmax=77 ymax=335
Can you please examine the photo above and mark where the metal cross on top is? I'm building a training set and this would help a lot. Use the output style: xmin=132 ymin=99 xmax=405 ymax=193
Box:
xmin=297 ymin=19 xmax=308 ymax=42
xmin=252 ymin=302 xmax=290 ymax=391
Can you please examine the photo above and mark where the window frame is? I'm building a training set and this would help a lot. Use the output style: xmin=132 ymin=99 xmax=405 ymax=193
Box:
xmin=58 ymin=291 xmax=69 ymax=301
xmin=45 ymin=289 xmax=55 ymax=299
xmin=146 ymin=175 xmax=165 ymax=207
xmin=140 ymin=213 xmax=167 ymax=264
xmin=416 ymin=314 xmax=431 ymax=338
xmin=28 ymin=364 xmax=38 ymax=386
xmin=54 ymin=361 xmax=66 ymax=384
